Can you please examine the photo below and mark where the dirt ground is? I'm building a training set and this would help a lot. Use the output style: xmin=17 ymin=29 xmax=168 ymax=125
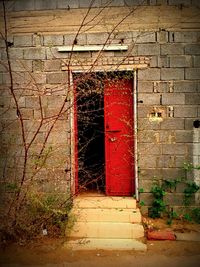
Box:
xmin=1 ymin=219 xmax=200 ymax=267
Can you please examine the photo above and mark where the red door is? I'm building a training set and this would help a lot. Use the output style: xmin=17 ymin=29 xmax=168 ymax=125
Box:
xmin=104 ymin=78 xmax=134 ymax=196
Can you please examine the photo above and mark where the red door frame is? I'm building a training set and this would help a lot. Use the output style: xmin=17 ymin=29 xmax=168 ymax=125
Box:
xmin=73 ymin=73 xmax=135 ymax=196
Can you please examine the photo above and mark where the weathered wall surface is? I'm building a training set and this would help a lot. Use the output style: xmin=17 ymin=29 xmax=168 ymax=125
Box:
xmin=0 ymin=0 xmax=200 ymax=208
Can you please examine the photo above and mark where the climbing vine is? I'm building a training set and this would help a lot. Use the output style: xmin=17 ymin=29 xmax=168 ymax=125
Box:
xmin=145 ymin=163 xmax=200 ymax=224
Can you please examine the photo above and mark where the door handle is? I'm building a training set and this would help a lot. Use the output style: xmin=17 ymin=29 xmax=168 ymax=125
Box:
xmin=109 ymin=137 xmax=117 ymax=142
xmin=106 ymin=130 xmax=121 ymax=133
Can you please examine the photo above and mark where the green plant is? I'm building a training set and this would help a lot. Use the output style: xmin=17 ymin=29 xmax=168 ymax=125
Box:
xmin=183 ymin=213 xmax=192 ymax=222
xmin=167 ymin=209 xmax=178 ymax=225
xmin=184 ymin=181 xmax=200 ymax=206
xmin=148 ymin=184 xmax=166 ymax=218
xmin=191 ymin=208 xmax=200 ymax=224
xmin=139 ymin=200 xmax=145 ymax=206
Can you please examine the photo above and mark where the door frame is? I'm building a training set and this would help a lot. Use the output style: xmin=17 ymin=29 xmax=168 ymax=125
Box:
xmin=70 ymin=69 xmax=139 ymax=199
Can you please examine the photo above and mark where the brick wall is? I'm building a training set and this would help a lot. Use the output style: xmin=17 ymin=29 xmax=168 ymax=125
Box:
xmin=0 ymin=1 xmax=199 ymax=208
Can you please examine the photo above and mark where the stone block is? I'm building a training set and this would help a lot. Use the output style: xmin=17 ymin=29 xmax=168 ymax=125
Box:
xmin=193 ymin=143 xmax=200 ymax=156
xmin=10 ymin=60 xmax=32 ymax=72
xmin=161 ymin=118 xmax=184 ymax=130
xmin=137 ymin=93 xmax=161 ymax=104
xmin=170 ymin=55 xmax=192 ymax=67
xmin=139 ymin=193 xmax=153 ymax=206
xmin=170 ymin=31 xmax=199 ymax=43
xmin=23 ymin=48 xmax=46 ymax=60
xmin=35 ymin=0 xmax=57 ymax=10
xmin=33 ymin=60 xmax=44 ymax=72
xmin=174 ymin=81 xmax=198 ymax=93
xmin=161 ymin=44 xmax=184 ymax=55
xmin=138 ymin=118 xmax=161 ymax=130
xmin=138 ymin=105 xmax=150 ymax=118
xmin=164 ymin=193 xmax=186 ymax=206
xmin=138 ymin=81 xmax=153 ymax=93
xmin=149 ymin=56 xmax=158 ymax=67
xmin=159 ymin=130 xmax=176 ymax=143
xmin=101 ymin=0 xmax=125 ymax=6
xmin=198 ymin=107 xmax=200 ymax=116
xmin=161 ymin=68 xmax=184 ymax=80
xmin=139 ymin=169 xmax=163 ymax=180
xmin=7 ymin=48 xmax=23 ymax=59
xmin=46 ymin=48 xmax=70 ymax=59
xmin=46 ymin=72 xmax=68 ymax=84
xmin=139 ymin=156 xmax=157 ymax=168
xmin=14 ymin=35 xmax=32 ymax=47
xmin=168 ymin=0 xmax=191 ymax=6
xmin=33 ymin=34 xmax=43 ymax=46
xmin=147 ymin=230 xmax=176 ymax=241
xmin=112 ymin=31 xmax=133 ymax=44
xmin=159 ymin=82 xmax=169 ymax=93
xmin=14 ymin=0 xmax=34 ymax=11
xmin=138 ymin=143 xmax=161 ymax=155
xmin=13 ymin=72 xmax=29 ymax=85
xmin=175 ymin=130 xmax=193 ymax=143
xmin=156 ymin=155 xmax=175 ymax=168
xmin=43 ymin=35 xmax=64 ymax=46
xmin=44 ymin=60 xmax=61 ymax=71
xmin=0 ymin=73 xmax=2 ymax=84
xmin=162 ymin=144 xmax=185 ymax=155
xmin=32 ymin=73 xmax=46 ymax=84
xmin=162 ymin=93 xmax=185 ymax=104
xmin=194 ymin=56 xmax=200 ymax=67
xmin=64 ymin=34 xmax=87 ymax=45
xmin=79 ymin=0 xmax=102 ymax=7
xmin=174 ymin=106 xmax=198 ymax=118
xmin=0 ymin=38 xmax=5 ymax=48
xmin=139 ymin=180 xmax=153 ymax=192
xmin=185 ymin=93 xmax=200 ymax=104
xmin=20 ymin=108 xmax=34 ymax=119
xmin=185 ymin=68 xmax=200 ymax=80
xmin=184 ymin=118 xmax=198 ymax=130
xmin=138 ymin=44 xmax=160 ymax=56
xmin=57 ymin=0 xmax=79 ymax=9
xmin=138 ymin=68 xmax=160 ymax=80
xmin=0 ymin=60 xmax=8 ymax=72
xmin=162 ymin=168 xmax=186 ymax=180
xmin=138 ymin=130 xmax=159 ymax=143
xmin=47 ymin=95 xmax=66 ymax=107
xmin=87 ymin=33 xmax=109 ymax=45
xmin=175 ymin=156 xmax=188 ymax=169
xmin=25 ymin=96 xmax=41 ymax=109
xmin=158 ymin=56 xmax=169 ymax=68
xmin=185 ymin=44 xmax=200 ymax=55
xmin=157 ymin=31 xmax=168 ymax=43
xmin=134 ymin=32 xmax=156 ymax=43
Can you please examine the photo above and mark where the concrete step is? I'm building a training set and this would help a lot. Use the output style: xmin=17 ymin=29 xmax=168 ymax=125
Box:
xmin=71 ymin=208 xmax=142 ymax=223
xmin=65 ymin=238 xmax=147 ymax=251
xmin=67 ymin=222 xmax=144 ymax=239
xmin=73 ymin=196 xmax=137 ymax=209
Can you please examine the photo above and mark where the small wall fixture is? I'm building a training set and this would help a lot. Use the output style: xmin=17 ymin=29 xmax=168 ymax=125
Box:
xmin=149 ymin=108 xmax=163 ymax=123
xmin=149 ymin=112 xmax=163 ymax=122
xmin=193 ymin=120 xmax=200 ymax=128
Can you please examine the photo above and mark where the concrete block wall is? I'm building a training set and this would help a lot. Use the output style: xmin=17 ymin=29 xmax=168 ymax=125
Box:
xmin=136 ymin=30 xmax=200 ymax=206
xmin=0 ymin=34 xmax=71 ymax=195
xmin=0 ymin=1 xmax=199 ymax=208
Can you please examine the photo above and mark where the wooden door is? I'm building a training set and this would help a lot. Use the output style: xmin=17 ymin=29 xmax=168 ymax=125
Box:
xmin=104 ymin=78 xmax=134 ymax=196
